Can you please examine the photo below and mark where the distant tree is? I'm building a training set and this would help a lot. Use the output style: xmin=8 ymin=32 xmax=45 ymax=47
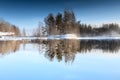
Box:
xmin=56 ymin=12 xmax=63 ymax=34
xmin=0 ymin=19 xmax=20 ymax=36
xmin=14 ymin=25 xmax=20 ymax=36
xmin=63 ymin=9 xmax=78 ymax=34
xmin=63 ymin=9 xmax=76 ymax=24
xmin=44 ymin=13 xmax=56 ymax=35
xmin=22 ymin=28 xmax=26 ymax=37
xmin=44 ymin=9 xmax=80 ymax=36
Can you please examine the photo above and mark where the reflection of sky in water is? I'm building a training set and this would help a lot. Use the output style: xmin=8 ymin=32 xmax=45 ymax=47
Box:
xmin=0 ymin=43 xmax=120 ymax=80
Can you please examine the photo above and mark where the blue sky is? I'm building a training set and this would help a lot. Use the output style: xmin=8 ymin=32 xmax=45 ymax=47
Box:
xmin=0 ymin=0 xmax=120 ymax=30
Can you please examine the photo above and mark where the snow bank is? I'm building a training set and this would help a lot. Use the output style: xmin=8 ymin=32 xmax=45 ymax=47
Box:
xmin=0 ymin=32 xmax=14 ymax=36
xmin=48 ymin=34 xmax=78 ymax=39
xmin=0 ymin=33 xmax=120 ymax=41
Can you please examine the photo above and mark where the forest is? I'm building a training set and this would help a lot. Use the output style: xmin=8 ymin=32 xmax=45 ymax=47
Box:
xmin=0 ymin=19 xmax=20 ymax=36
xmin=33 ymin=10 xmax=120 ymax=37
xmin=0 ymin=10 xmax=120 ymax=37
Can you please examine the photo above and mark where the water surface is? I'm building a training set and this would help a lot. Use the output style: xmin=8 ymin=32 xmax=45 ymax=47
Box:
xmin=0 ymin=40 xmax=120 ymax=80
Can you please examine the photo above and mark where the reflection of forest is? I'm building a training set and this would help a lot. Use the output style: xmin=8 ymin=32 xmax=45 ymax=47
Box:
xmin=40 ymin=40 xmax=120 ymax=62
xmin=1 ymin=40 xmax=120 ymax=62
xmin=44 ymin=39 xmax=80 ymax=62
xmin=79 ymin=40 xmax=120 ymax=53
xmin=0 ymin=41 xmax=21 ymax=55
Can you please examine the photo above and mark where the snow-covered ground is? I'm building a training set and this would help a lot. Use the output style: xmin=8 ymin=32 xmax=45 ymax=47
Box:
xmin=47 ymin=34 xmax=120 ymax=40
xmin=0 ymin=32 xmax=14 ymax=36
xmin=48 ymin=34 xmax=78 ymax=39
xmin=0 ymin=36 xmax=47 ymax=41
xmin=1 ymin=34 xmax=120 ymax=41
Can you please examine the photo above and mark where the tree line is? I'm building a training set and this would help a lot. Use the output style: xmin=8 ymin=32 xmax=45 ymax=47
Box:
xmin=45 ymin=9 xmax=80 ymax=36
xmin=34 ymin=10 xmax=120 ymax=37
xmin=33 ymin=10 xmax=80 ymax=37
xmin=80 ymin=23 xmax=120 ymax=36
xmin=0 ymin=20 xmax=20 ymax=36
xmin=0 ymin=10 xmax=120 ymax=37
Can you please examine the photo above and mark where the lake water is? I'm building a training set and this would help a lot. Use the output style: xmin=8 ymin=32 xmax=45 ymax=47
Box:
xmin=0 ymin=40 xmax=120 ymax=80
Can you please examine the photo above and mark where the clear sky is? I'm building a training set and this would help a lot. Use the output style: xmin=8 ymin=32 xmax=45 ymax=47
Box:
xmin=0 ymin=0 xmax=120 ymax=30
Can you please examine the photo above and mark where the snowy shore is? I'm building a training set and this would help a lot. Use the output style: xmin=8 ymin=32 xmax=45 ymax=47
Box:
xmin=1 ymin=35 xmax=120 ymax=41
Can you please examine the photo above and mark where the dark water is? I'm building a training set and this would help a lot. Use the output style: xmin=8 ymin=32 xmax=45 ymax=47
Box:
xmin=0 ymin=40 xmax=120 ymax=80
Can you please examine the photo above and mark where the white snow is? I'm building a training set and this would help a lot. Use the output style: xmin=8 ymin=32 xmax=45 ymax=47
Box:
xmin=0 ymin=36 xmax=47 ymax=41
xmin=48 ymin=34 xmax=78 ymax=39
xmin=0 ymin=33 xmax=120 ymax=41
xmin=0 ymin=32 xmax=14 ymax=36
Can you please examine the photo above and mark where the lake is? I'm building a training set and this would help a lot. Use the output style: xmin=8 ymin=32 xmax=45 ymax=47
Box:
xmin=0 ymin=39 xmax=120 ymax=80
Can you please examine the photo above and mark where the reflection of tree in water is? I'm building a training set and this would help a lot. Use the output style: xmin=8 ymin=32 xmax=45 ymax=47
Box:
xmin=41 ymin=40 xmax=120 ymax=62
xmin=0 ymin=41 xmax=21 ymax=56
xmin=79 ymin=40 xmax=120 ymax=53
xmin=1 ymin=39 xmax=120 ymax=63
xmin=44 ymin=39 xmax=80 ymax=63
